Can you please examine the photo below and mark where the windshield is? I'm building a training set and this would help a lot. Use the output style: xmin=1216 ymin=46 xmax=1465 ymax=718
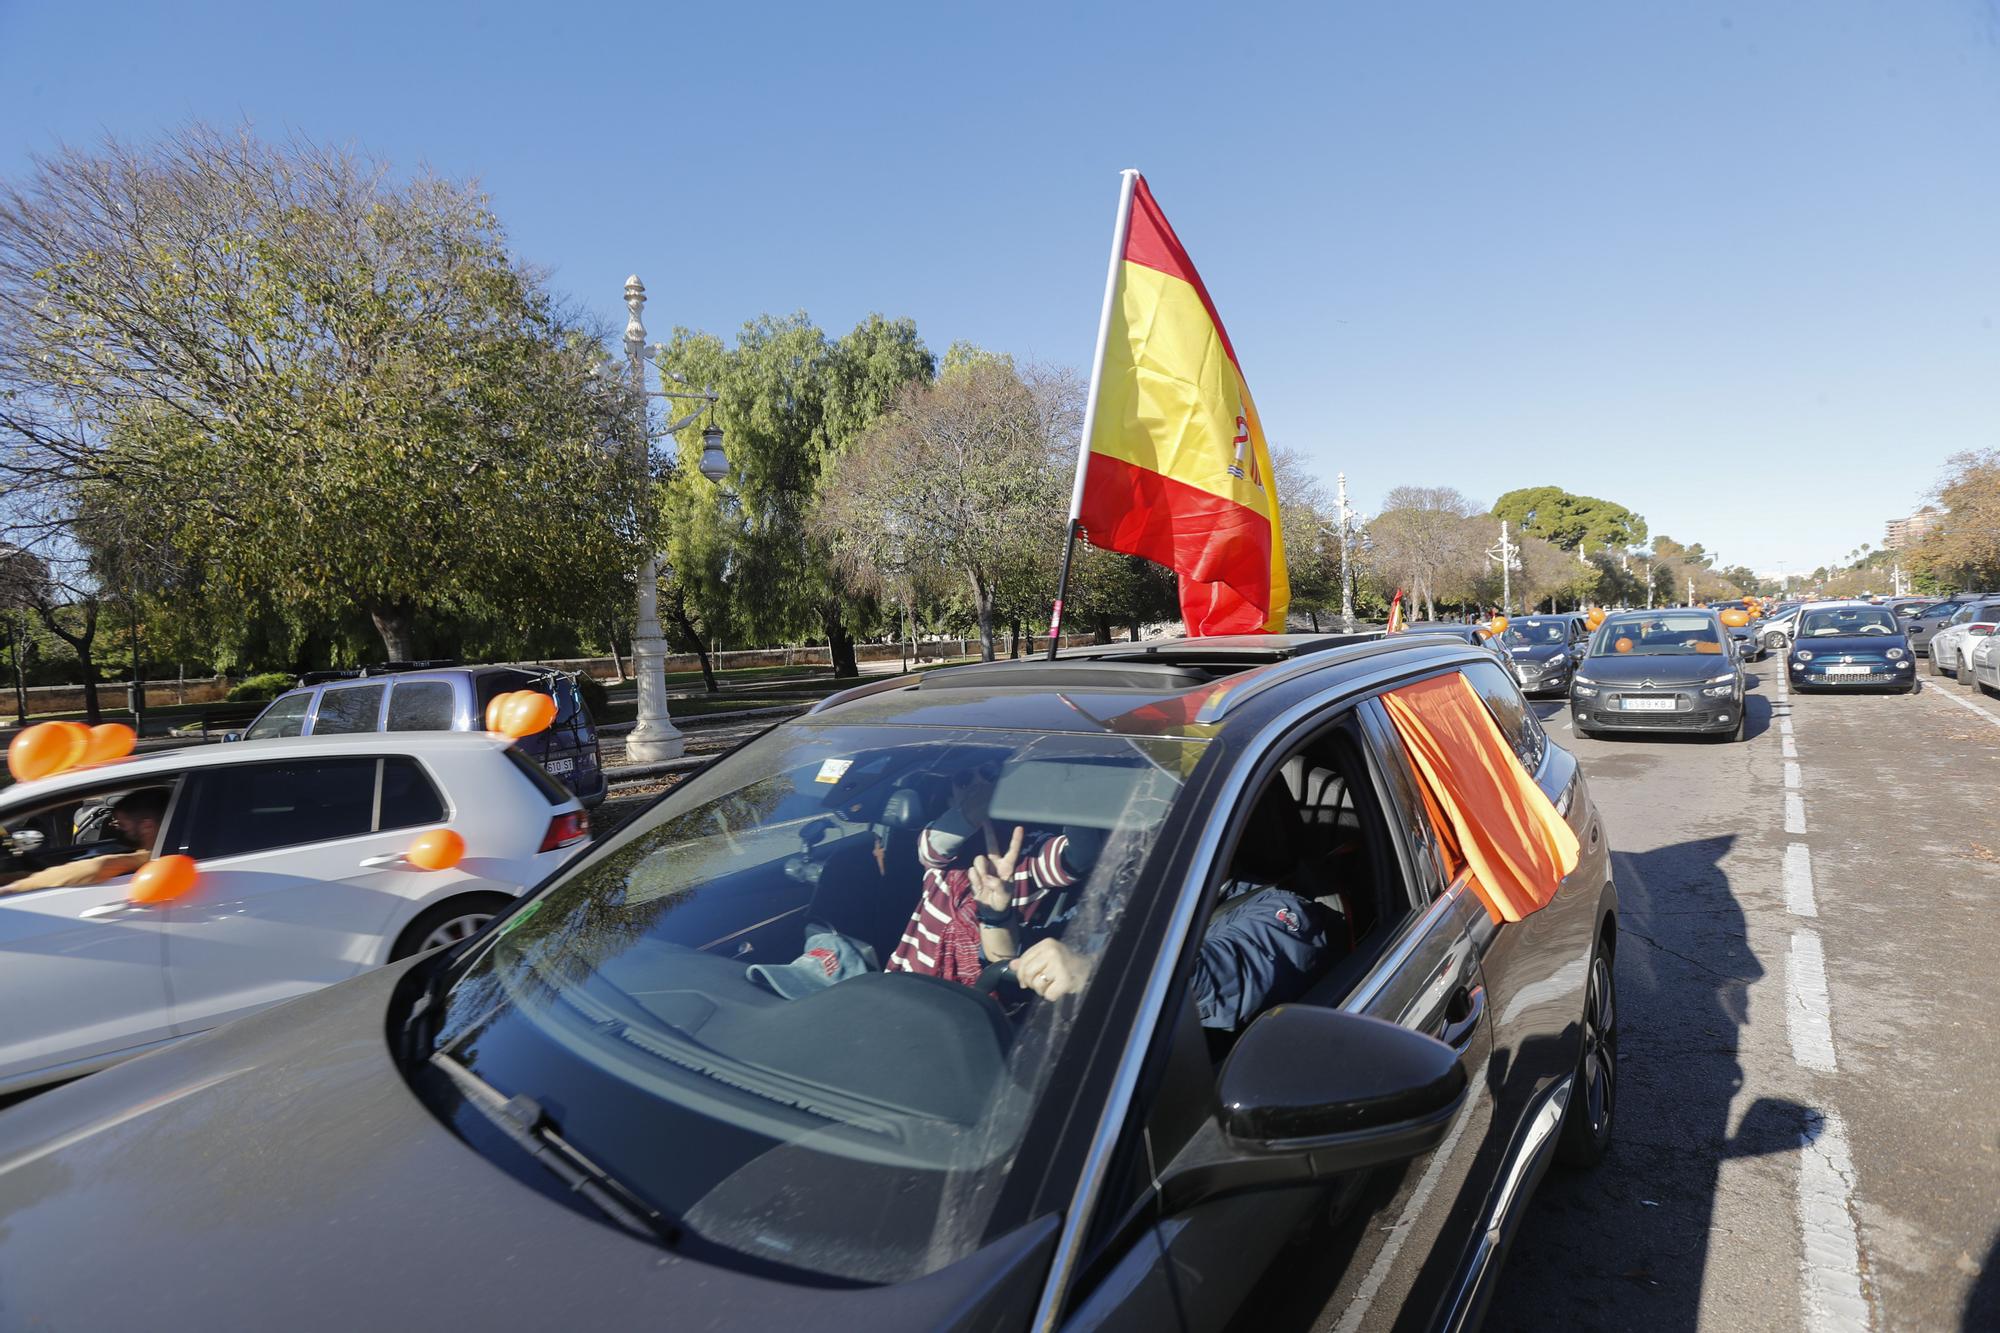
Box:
xmin=423 ymin=719 xmax=1199 ymax=1283
xmin=1588 ymin=613 xmax=1724 ymax=657
xmin=1500 ymin=618 xmax=1570 ymax=647
xmin=1799 ymin=607 xmax=1898 ymax=637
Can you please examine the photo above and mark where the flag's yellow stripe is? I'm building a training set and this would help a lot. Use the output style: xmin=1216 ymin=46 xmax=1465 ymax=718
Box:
xmin=1088 ymin=261 xmax=1278 ymax=523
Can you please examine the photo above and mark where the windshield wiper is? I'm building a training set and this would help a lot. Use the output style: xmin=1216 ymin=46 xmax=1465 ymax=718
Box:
xmin=429 ymin=1049 xmax=682 ymax=1247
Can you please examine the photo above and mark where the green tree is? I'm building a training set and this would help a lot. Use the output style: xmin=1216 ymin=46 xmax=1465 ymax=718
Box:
xmin=1492 ymin=486 xmax=1648 ymax=554
xmin=658 ymin=312 xmax=934 ymax=677
xmin=0 ymin=126 xmax=640 ymax=661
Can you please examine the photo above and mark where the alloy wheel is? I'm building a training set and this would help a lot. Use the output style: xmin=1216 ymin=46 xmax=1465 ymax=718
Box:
xmin=1578 ymin=953 xmax=1617 ymax=1138
xmin=419 ymin=911 xmax=495 ymax=953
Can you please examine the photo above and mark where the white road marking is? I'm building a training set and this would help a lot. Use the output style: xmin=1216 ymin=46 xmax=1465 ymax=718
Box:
xmin=1780 ymin=716 xmax=1795 ymax=738
xmin=1782 ymin=735 xmax=1798 ymax=757
xmin=1785 ymin=761 xmax=1803 ymax=790
xmin=1787 ymin=930 xmax=1837 ymax=1073
xmin=1784 ymin=843 xmax=1819 ymax=917
xmin=1785 ymin=791 xmax=1807 ymax=834
xmin=1798 ymin=1106 xmax=1873 ymax=1333
xmin=1929 ymin=684 xmax=2000 ymax=734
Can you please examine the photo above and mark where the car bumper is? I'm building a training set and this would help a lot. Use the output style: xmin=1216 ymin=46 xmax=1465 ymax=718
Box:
xmin=1571 ymin=692 xmax=1740 ymax=733
xmin=1510 ymin=665 xmax=1575 ymax=696
xmin=1788 ymin=664 xmax=1914 ymax=690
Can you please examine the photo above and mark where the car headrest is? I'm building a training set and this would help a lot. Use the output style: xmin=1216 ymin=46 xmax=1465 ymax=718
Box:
xmin=879 ymin=787 xmax=931 ymax=831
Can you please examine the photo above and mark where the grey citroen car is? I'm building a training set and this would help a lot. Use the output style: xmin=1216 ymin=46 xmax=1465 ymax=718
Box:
xmin=0 ymin=635 xmax=1618 ymax=1332
xmin=1569 ymin=609 xmax=1746 ymax=741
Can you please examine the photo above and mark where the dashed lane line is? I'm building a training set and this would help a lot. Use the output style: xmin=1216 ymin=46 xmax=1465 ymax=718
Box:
xmin=1784 ymin=843 xmax=1818 ymax=918
xmin=1788 ymin=930 xmax=1838 ymax=1074
xmin=1785 ymin=791 xmax=1807 ymax=834
xmin=1784 ymin=761 xmax=1803 ymax=789
xmin=1799 ymin=1107 xmax=1873 ymax=1333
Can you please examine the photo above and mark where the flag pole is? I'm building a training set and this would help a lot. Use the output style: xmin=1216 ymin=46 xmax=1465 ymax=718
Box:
xmin=1048 ymin=167 xmax=1141 ymax=661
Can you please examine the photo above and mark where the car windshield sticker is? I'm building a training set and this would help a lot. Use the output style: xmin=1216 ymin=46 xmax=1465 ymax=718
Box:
xmin=814 ymin=758 xmax=854 ymax=785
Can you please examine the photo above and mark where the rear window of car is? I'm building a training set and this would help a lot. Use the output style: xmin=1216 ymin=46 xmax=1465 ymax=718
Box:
xmin=316 ymin=684 xmax=385 ymax=734
xmin=1458 ymin=659 xmax=1547 ymax=775
xmin=379 ymin=756 xmax=448 ymax=830
xmin=387 ymin=680 xmax=457 ymax=731
xmin=504 ymin=745 xmax=573 ymax=805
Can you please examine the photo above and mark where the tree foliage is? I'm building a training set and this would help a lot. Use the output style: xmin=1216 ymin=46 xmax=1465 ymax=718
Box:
xmin=0 ymin=126 xmax=640 ymax=660
xmin=1912 ymin=451 xmax=2000 ymax=590
xmin=1492 ymin=485 xmax=1647 ymax=554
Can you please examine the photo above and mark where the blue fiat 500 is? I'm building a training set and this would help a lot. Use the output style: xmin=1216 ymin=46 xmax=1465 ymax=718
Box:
xmin=1786 ymin=602 xmax=1916 ymax=692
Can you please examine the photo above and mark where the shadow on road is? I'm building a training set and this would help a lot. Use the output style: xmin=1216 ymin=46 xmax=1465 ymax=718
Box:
xmin=1485 ymin=835 xmax=1807 ymax=1330
xmin=1965 ymin=1226 xmax=2000 ymax=1329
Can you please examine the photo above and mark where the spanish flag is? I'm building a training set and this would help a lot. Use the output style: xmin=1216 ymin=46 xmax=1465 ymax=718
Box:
xmin=1067 ymin=172 xmax=1288 ymax=635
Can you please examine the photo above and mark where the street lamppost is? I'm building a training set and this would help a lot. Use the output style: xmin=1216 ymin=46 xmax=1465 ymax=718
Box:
xmin=1485 ymin=520 xmax=1521 ymax=617
xmin=1321 ymin=472 xmax=1362 ymax=634
xmin=622 ymin=274 xmax=727 ymax=763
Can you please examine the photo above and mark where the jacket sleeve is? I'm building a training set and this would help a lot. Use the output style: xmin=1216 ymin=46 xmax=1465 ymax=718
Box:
xmin=1190 ymin=888 xmax=1338 ymax=1032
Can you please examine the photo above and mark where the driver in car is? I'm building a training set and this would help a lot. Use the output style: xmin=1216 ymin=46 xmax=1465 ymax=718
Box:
xmin=0 ymin=788 xmax=166 ymax=895
xmin=889 ymin=763 xmax=1341 ymax=1033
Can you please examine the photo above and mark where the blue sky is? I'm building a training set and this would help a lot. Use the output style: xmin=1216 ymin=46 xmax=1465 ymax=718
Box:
xmin=5 ymin=0 xmax=1997 ymax=576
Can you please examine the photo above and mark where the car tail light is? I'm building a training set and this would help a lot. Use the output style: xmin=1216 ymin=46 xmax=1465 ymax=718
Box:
xmin=539 ymin=810 xmax=590 ymax=852
xmin=1975 ymin=623 xmax=1996 ymax=635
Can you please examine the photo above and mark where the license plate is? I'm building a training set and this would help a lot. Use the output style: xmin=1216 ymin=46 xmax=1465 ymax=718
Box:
xmin=546 ymin=758 xmax=576 ymax=775
xmin=1620 ymin=697 xmax=1676 ymax=711
xmin=1825 ymin=664 xmax=1873 ymax=676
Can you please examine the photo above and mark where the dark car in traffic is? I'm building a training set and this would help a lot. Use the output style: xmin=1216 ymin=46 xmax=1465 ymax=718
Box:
xmin=1403 ymin=620 xmax=1508 ymax=659
xmin=1569 ymin=609 xmax=1746 ymax=741
xmin=1903 ymin=594 xmax=1994 ymax=657
xmin=0 ymin=634 xmax=1618 ymax=1333
xmin=1786 ymin=602 xmax=1916 ymax=693
xmin=243 ymin=663 xmax=608 ymax=806
xmin=1495 ymin=613 xmax=1589 ymax=697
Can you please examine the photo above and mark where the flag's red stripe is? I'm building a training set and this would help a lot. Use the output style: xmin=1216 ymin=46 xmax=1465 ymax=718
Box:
xmin=1121 ymin=176 xmax=1241 ymax=372
xmin=1079 ymin=452 xmax=1271 ymax=632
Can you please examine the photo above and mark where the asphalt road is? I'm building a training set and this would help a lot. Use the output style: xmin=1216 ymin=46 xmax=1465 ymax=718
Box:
xmin=1485 ymin=664 xmax=2000 ymax=1332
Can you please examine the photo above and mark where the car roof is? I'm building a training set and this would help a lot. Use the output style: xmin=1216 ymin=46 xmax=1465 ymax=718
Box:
xmin=0 ymin=732 xmax=514 ymax=805
xmin=805 ymin=633 xmax=1484 ymax=737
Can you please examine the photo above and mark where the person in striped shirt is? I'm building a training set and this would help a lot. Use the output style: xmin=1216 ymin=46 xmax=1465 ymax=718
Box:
xmin=884 ymin=764 xmax=1098 ymax=986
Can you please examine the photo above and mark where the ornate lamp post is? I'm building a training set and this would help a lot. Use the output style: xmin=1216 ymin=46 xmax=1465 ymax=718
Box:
xmin=622 ymin=275 xmax=726 ymax=763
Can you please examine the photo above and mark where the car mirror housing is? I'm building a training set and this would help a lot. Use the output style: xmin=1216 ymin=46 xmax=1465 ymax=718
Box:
xmin=1156 ymin=1006 xmax=1467 ymax=1215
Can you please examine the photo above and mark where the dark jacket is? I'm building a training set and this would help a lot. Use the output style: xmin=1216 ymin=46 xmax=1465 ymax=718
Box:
xmin=1192 ymin=886 xmax=1341 ymax=1031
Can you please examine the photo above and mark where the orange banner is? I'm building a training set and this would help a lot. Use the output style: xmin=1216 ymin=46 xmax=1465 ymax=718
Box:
xmin=1381 ymin=673 xmax=1581 ymax=923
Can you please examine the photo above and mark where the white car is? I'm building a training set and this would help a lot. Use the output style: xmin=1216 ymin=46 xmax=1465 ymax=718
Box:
xmin=1754 ymin=608 xmax=1803 ymax=655
xmin=1969 ymin=632 xmax=2000 ymax=695
xmin=1928 ymin=599 xmax=2000 ymax=681
xmin=0 ymin=732 xmax=588 ymax=1095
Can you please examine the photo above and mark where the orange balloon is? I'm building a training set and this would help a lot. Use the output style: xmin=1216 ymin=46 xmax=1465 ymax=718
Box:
xmin=499 ymin=691 xmax=557 ymax=739
xmin=1614 ymin=636 xmax=1635 ymax=654
xmin=483 ymin=691 xmax=519 ymax=732
xmin=7 ymin=721 xmax=87 ymax=782
xmin=82 ymin=722 xmax=136 ymax=765
xmin=130 ymin=854 xmax=198 ymax=904
xmin=1488 ymin=615 xmax=1510 ymax=635
xmin=407 ymin=828 xmax=466 ymax=871
xmin=1587 ymin=606 xmax=1606 ymax=629
xmin=1720 ymin=608 xmax=1751 ymax=627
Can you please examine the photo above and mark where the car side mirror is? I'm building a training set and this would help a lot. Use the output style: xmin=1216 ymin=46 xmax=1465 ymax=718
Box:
xmin=1156 ymin=1006 xmax=1467 ymax=1215
xmin=222 ymin=732 xmax=241 ymax=743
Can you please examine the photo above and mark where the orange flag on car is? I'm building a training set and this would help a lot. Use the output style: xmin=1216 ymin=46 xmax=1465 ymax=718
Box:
xmin=1381 ymin=673 xmax=1581 ymax=923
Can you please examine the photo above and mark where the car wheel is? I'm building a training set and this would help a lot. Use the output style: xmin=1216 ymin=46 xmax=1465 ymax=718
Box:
xmin=1929 ymin=653 xmax=1946 ymax=677
xmin=1556 ymin=941 xmax=1617 ymax=1168
xmin=1959 ymin=658 xmax=1975 ymax=687
xmin=1763 ymin=632 xmax=1786 ymax=653
xmin=1572 ymin=719 xmax=1596 ymax=739
xmin=391 ymin=892 xmax=514 ymax=961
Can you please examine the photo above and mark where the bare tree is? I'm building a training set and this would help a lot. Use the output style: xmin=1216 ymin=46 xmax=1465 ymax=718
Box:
xmin=1367 ymin=486 xmax=1482 ymax=620
xmin=817 ymin=360 xmax=1076 ymax=661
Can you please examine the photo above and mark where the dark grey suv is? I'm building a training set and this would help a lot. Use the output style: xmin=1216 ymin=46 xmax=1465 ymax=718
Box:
xmin=0 ymin=635 xmax=1617 ymax=1332
xmin=243 ymin=664 xmax=607 ymax=806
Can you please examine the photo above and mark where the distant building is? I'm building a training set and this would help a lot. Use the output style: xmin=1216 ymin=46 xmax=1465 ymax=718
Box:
xmin=1884 ymin=507 xmax=1941 ymax=551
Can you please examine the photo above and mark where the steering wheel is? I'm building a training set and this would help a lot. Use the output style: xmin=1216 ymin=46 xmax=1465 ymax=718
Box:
xmin=16 ymin=838 xmax=133 ymax=872
xmin=975 ymin=959 xmax=1030 ymax=999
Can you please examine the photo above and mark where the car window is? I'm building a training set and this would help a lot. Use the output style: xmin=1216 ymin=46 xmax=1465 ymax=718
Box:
xmin=1 ymin=779 xmax=182 ymax=884
xmin=1458 ymin=659 xmax=1548 ymax=775
xmin=387 ymin=680 xmax=456 ymax=731
xmin=1799 ymin=607 xmax=1897 ymax=637
xmin=378 ymin=757 xmax=448 ymax=830
xmin=1499 ymin=618 xmax=1567 ymax=646
xmin=315 ymin=684 xmax=386 ymax=734
xmin=424 ymin=720 xmax=1203 ymax=1285
xmin=1589 ymin=613 xmax=1722 ymax=656
xmin=181 ymin=758 xmax=380 ymax=859
xmin=244 ymin=692 xmax=311 ymax=741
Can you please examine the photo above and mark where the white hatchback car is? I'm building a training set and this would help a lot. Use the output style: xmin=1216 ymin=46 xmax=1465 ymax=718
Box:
xmin=1969 ymin=632 xmax=2000 ymax=695
xmin=1928 ymin=599 xmax=2000 ymax=681
xmin=0 ymin=732 xmax=587 ymax=1095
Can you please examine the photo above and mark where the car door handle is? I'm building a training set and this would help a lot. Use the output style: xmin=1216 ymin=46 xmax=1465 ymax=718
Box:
xmin=1437 ymin=985 xmax=1486 ymax=1050
xmin=358 ymin=852 xmax=412 ymax=869
xmin=78 ymin=901 xmax=160 ymax=920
